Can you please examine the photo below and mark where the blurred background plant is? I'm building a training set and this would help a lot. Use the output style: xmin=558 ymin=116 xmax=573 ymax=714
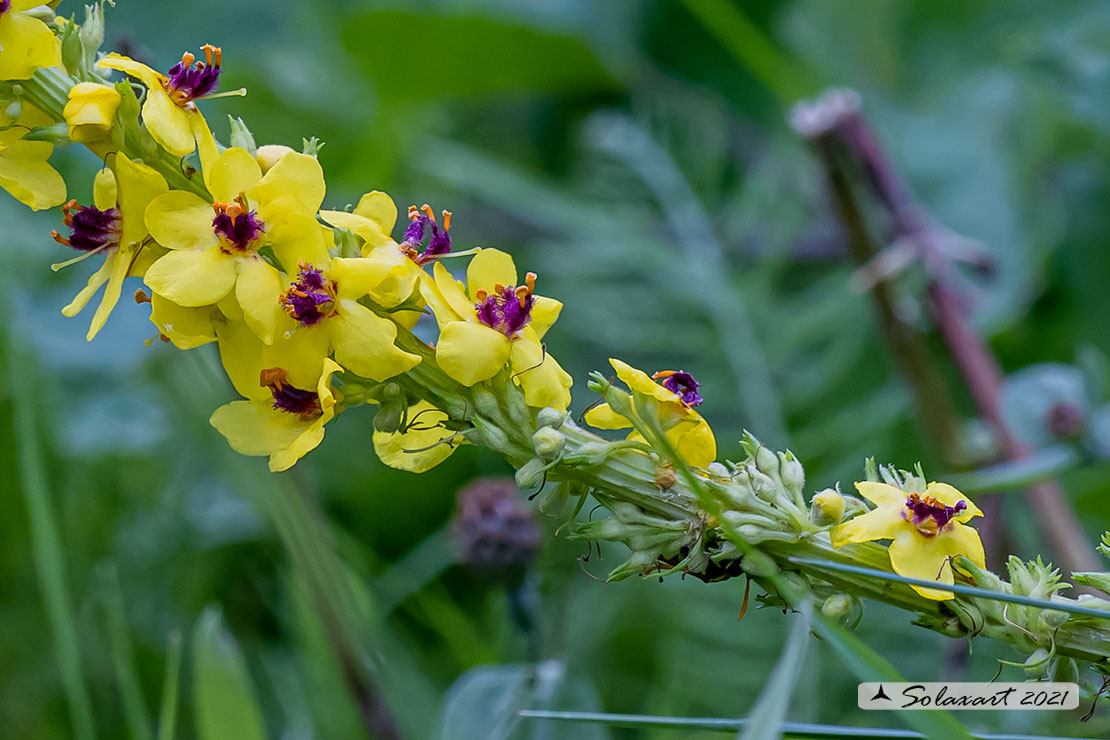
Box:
xmin=6 ymin=0 xmax=1110 ymax=737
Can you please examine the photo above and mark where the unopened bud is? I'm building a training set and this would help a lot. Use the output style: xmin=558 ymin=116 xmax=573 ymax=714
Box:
xmin=79 ymin=4 xmax=105 ymax=63
xmin=61 ymin=21 xmax=83 ymax=76
xmin=23 ymin=123 xmax=71 ymax=145
xmin=536 ymin=406 xmax=565 ymax=429
xmin=1051 ymin=657 xmax=1079 ymax=684
xmin=821 ymin=593 xmax=854 ymax=621
xmin=778 ymin=451 xmax=805 ymax=495
xmin=740 ymin=550 xmax=779 ymax=578
xmin=1038 ymin=608 xmax=1068 ymax=631
xmin=1023 ymin=648 xmax=1051 ymax=679
xmin=754 ymin=444 xmax=779 ymax=476
xmin=515 ymin=457 xmax=546 ymax=489
xmin=4 ymin=99 xmax=22 ymax=122
xmin=372 ymin=402 xmax=404 ymax=433
xmin=810 ymin=489 xmax=846 ymax=526
xmin=532 ymin=427 xmax=565 ymax=458
xmin=706 ymin=462 xmax=730 ymax=478
xmin=256 ymin=144 xmax=296 ymax=173
xmin=380 ymin=382 xmax=403 ymax=402
xmin=228 ymin=116 xmax=257 ymax=155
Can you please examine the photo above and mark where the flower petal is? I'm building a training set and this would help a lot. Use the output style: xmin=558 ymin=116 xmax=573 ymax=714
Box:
xmin=610 ymin=358 xmax=678 ymax=406
xmin=93 ymin=166 xmax=117 ymax=211
xmin=530 ymin=295 xmax=562 ymax=339
xmin=854 ymin=481 xmax=908 ymax=508
xmin=0 ymin=13 xmax=61 ymax=81
xmin=216 ymin=319 xmax=269 ymax=401
xmin=429 ymin=262 xmax=474 ymax=322
xmin=466 ymin=248 xmax=517 ymax=298
xmin=142 ymin=88 xmax=196 ymax=157
xmin=330 ymin=299 xmax=421 ymax=381
xmin=149 ymin=293 xmax=216 ymax=349
xmin=673 ymin=416 xmax=717 ymax=469
xmin=373 ymin=401 xmax=461 ymax=473
xmin=210 ymin=401 xmax=311 ymax=465
xmin=268 ymin=213 xmax=329 ymax=273
xmin=98 ymin=53 xmax=163 ymax=89
xmin=435 ymin=321 xmax=510 ymax=386
xmin=319 ymin=210 xmax=392 ymax=248
xmin=235 ymin=255 xmax=283 ymax=344
xmin=250 ymin=152 xmax=325 ymax=216
xmin=207 ymin=147 xmax=262 ymax=204
xmin=61 ymin=255 xmax=114 ymax=317
xmin=267 ymin=416 xmax=329 ymax=472
xmin=509 ymin=334 xmax=572 ymax=411
xmin=331 ymin=253 xmax=414 ymax=307
xmin=115 ymin=154 xmax=169 ymax=249
xmin=354 ymin=191 xmax=398 ymax=233
xmin=583 ymin=403 xmax=631 ymax=430
xmin=887 ymin=524 xmax=985 ymax=600
xmin=86 ymin=247 xmax=133 ymax=340
xmin=145 ymin=190 xmax=219 ymax=251
xmin=144 ymin=248 xmax=238 ymax=306
xmin=830 ymin=504 xmax=906 ymax=547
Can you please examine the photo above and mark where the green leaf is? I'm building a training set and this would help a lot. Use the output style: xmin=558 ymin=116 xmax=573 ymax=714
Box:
xmin=192 ymin=606 xmax=266 ymax=740
xmin=341 ymin=10 xmax=617 ymax=104
xmin=96 ymin=562 xmax=152 ymax=740
xmin=438 ymin=663 xmax=609 ymax=740
xmin=157 ymin=630 xmax=183 ymax=740
xmin=739 ymin=600 xmax=813 ymax=740
xmin=811 ymin=613 xmax=973 ymax=740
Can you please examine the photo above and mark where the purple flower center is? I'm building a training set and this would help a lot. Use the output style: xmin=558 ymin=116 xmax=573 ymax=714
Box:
xmin=654 ymin=370 xmax=703 ymax=407
xmin=280 ymin=262 xmax=336 ymax=327
xmin=400 ymin=204 xmax=452 ymax=264
xmin=52 ymin=199 xmax=121 ymax=252
xmin=904 ymin=492 xmax=967 ymax=536
xmin=0 ymin=1 xmax=11 ymax=18
xmin=261 ymin=368 xmax=322 ymax=418
xmin=212 ymin=195 xmax=264 ymax=252
xmin=164 ymin=44 xmax=221 ymax=107
xmin=474 ymin=273 xmax=536 ymax=337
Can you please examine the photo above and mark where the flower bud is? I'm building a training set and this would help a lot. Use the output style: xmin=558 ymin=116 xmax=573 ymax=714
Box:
xmin=64 ymin=83 xmax=121 ymax=143
xmin=536 ymin=480 xmax=571 ymax=516
xmin=372 ymin=402 xmax=404 ymax=434
xmin=472 ymin=386 xmax=501 ymax=418
xmin=380 ymin=382 xmax=404 ymax=402
xmin=778 ymin=451 xmax=805 ymax=496
xmin=4 ymin=98 xmax=21 ymax=122
xmin=1038 ymin=608 xmax=1068 ymax=631
xmin=754 ymin=444 xmax=780 ymax=476
xmin=515 ymin=457 xmax=546 ymax=489
xmin=1022 ymin=648 xmax=1051 ymax=679
xmin=532 ymin=427 xmax=565 ymax=459
xmin=706 ymin=461 xmax=731 ymax=478
xmin=61 ymin=21 xmax=83 ymax=77
xmin=740 ymin=550 xmax=779 ymax=578
xmin=810 ymin=489 xmax=846 ymax=526
xmin=23 ymin=123 xmax=71 ymax=145
xmin=536 ymin=406 xmax=565 ymax=429
xmin=256 ymin=144 xmax=297 ymax=173
xmin=1051 ymin=657 xmax=1079 ymax=685
xmin=228 ymin=116 xmax=257 ymax=156
xmin=79 ymin=4 xmax=105 ymax=64
xmin=821 ymin=593 xmax=854 ymax=621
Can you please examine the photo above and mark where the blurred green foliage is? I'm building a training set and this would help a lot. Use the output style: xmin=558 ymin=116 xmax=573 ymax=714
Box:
xmin=5 ymin=0 xmax=1110 ymax=737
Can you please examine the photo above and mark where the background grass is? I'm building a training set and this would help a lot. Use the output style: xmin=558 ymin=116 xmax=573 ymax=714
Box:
xmin=4 ymin=0 xmax=1110 ymax=737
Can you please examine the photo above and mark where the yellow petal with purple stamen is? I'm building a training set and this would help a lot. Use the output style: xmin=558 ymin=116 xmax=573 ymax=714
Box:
xmin=926 ymin=482 xmax=983 ymax=519
xmin=436 ymin=321 xmax=511 ymax=386
xmin=210 ymin=401 xmax=310 ymax=461
xmin=141 ymin=86 xmax=196 ymax=157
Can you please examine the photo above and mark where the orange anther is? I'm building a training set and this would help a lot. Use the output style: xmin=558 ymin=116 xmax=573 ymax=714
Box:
xmin=475 ymin=288 xmax=488 ymax=302
xmin=50 ymin=230 xmax=70 ymax=247
xmin=524 ymin=272 xmax=536 ymax=295
xmin=407 ymin=205 xmax=420 ymax=220
xmin=421 ymin=204 xmax=436 ymax=223
xmin=442 ymin=210 xmax=452 ymax=231
xmin=651 ymin=370 xmax=677 ymax=380
xmin=259 ymin=367 xmax=288 ymax=388
xmin=134 ymin=289 xmax=152 ymax=304
xmin=180 ymin=51 xmax=196 ymax=67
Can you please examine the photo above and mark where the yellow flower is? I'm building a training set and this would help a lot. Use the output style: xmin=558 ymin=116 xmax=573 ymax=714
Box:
xmin=831 ymin=481 xmax=986 ymax=601
xmin=0 ymin=104 xmax=66 ymax=210
xmin=421 ymin=248 xmax=572 ymax=411
xmin=320 ymin=194 xmax=427 ymax=309
xmin=53 ymin=155 xmax=168 ymax=340
xmin=145 ymin=291 xmax=217 ymax=349
xmin=98 ymin=44 xmax=225 ymax=157
xmin=584 ymin=358 xmax=717 ymax=469
xmin=0 ymin=0 xmax=61 ymax=81
xmin=63 ymin=82 xmax=121 ymax=143
xmin=373 ymin=400 xmax=463 ymax=473
xmin=275 ymin=258 xmax=422 ymax=382
xmin=142 ymin=148 xmax=328 ymax=344
xmin=210 ymin=357 xmax=344 ymax=472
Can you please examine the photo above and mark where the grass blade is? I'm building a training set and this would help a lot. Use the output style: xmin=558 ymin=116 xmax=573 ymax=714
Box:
xmin=157 ymin=630 xmax=183 ymax=740
xmin=192 ymin=605 xmax=266 ymax=740
xmin=740 ymin=600 xmax=813 ymax=740
xmin=8 ymin=343 xmax=96 ymax=740
xmin=789 ymin=557 xmax=1110 ymax=620
xmin=96 ymin=561 xmax=152 ymax=740
xmin=517 ymin=710 xmax=1083 ymax=739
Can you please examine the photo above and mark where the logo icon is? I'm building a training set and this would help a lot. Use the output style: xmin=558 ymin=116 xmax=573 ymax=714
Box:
xmin=870 ymin=685 xmax=891 ymax=702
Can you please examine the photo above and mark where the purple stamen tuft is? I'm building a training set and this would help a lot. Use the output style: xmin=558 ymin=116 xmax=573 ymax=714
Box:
xmin=52 ymin=200 xmax=121 ymax=252
xmin=400 ymin=204 xmax=452 ymax=264
xmin=474 ymin=276 xmax=536 ymax=338
xmin=261 ymin=368 xmax=322 ymax=418
xmin=657 ymin=370 xmax=703 ymax=407
xmin=280 ymin=262 xmax=336 ymax=327
xmin=212 ymin=196 xmax=264 ymax=252
xmin=0 ymin=1 xmax=11 ymax=17
xmin=904 ymin=492 xmax=967 ymax=535
xmin=165 ymin=44 xmax=222 ymax=106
